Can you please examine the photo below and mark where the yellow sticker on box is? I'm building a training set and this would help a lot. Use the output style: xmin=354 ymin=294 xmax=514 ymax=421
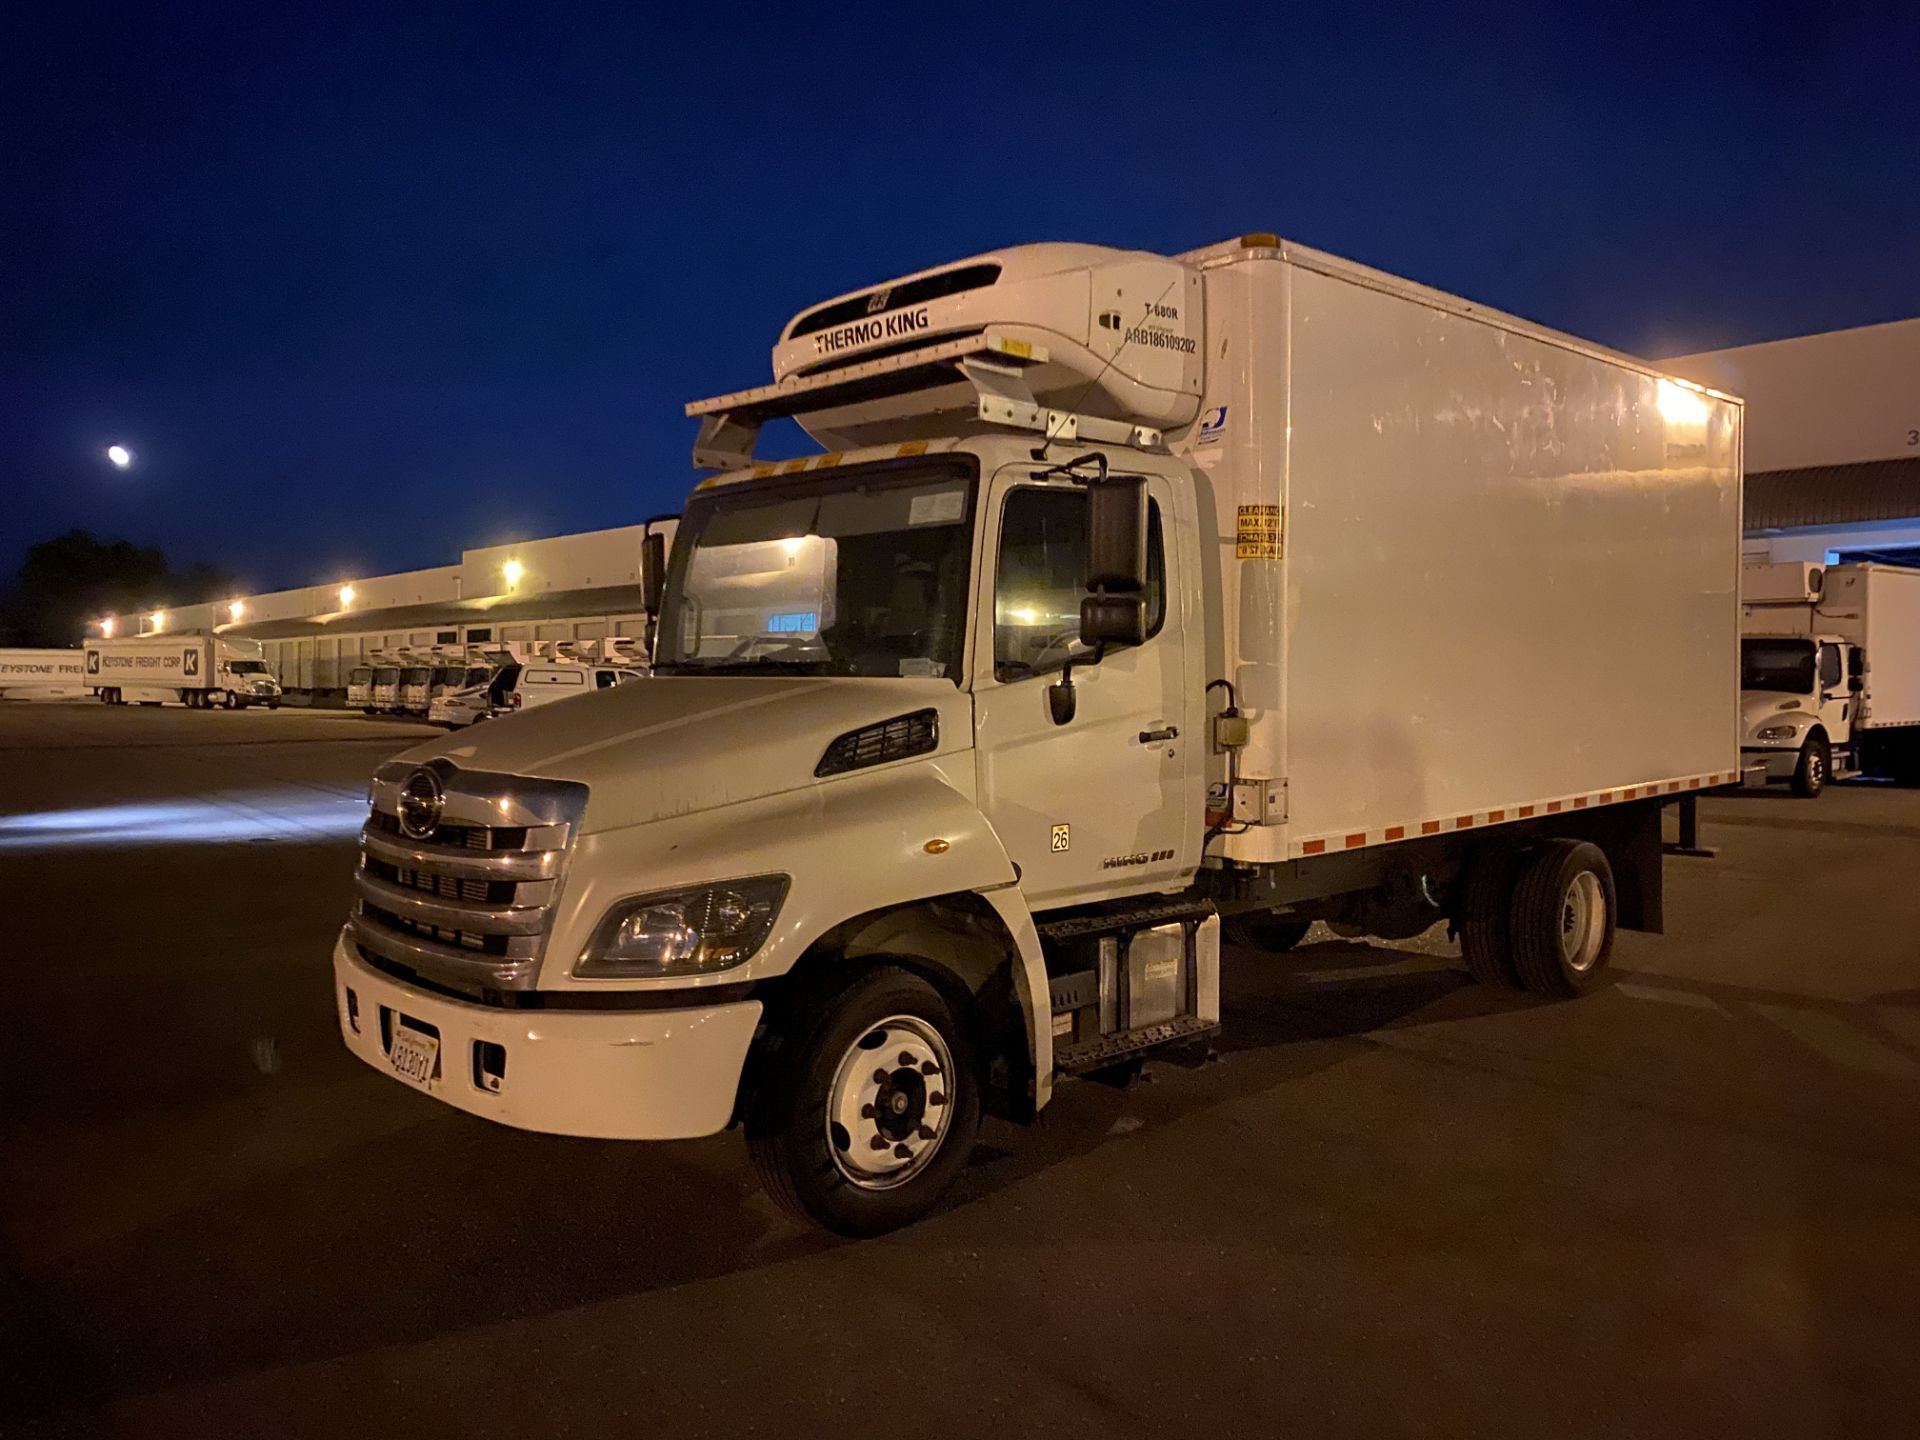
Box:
xmin=1235 ymin=503 xmax=1283 ymax=559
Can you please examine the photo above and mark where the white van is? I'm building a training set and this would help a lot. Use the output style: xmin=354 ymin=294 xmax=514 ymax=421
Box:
xmin=503 ymin=661 xmax=644 ymax=713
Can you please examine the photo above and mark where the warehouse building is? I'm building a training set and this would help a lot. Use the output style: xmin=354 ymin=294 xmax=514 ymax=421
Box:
xmin=1664 ymin=316 xmax=1920 ymax=564
xmin=94 ymin=520 xmax=669 ymax=696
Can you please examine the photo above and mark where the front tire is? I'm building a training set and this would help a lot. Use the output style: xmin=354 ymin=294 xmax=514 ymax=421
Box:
xmin=1791 ymin=734 xmax=1829 ymax=798
xmin=1509 ymin=840 xmax=1616 ymax=997
xmin=747 ymin=967 xmax=980 ymax=1237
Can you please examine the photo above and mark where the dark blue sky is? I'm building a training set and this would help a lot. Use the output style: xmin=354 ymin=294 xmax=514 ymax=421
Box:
xmin=5 ymin=2 xmax=1917 ymax=593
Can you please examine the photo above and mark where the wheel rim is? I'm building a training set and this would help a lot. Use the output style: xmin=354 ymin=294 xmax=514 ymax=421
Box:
xmin=825 ymin=1014 xmax=955 ymax=1191
xmin=1810 ymin=750 xmax=1825 ymax=786
xmin=1559 ymin=870 xmax=1607 ymax=972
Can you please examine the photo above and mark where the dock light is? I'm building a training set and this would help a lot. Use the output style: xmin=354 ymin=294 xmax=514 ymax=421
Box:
xmin=503 ymin=558 xmax=524 ymax=589
xmin=106 ymin=445 xmax=132 ymax=469
xmin=228 ymin=599 xmax=246 ymax=621
xmin=338 ymin=584 xmax=355 ymax=608
xmin=150 ymin=611 xmax=167 ymax=632
xmin=100 ymin=618 xmax=116 ymax=637
xmin=1656 ymin=378 xmax=1710 ymax=427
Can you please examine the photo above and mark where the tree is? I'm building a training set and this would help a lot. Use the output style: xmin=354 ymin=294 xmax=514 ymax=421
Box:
xmin=0 ymin=531 xmax=239 ymax=646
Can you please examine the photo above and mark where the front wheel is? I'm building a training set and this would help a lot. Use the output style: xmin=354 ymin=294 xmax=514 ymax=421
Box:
xmin=747 ymin=967 xmax=980 ymax=1237
xmin=1791 ymin=734 xmax=1829 ymax=798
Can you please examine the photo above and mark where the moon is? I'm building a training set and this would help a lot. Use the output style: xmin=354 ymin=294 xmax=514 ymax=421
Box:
xmin=107 ymin=445 xmax=133 ymax=469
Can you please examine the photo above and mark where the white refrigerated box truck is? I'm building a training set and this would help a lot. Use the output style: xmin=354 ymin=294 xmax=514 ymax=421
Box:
xmin=332 ymin=234 xmax=1742 ymax=1234
xmin=1739 ymin=560 xmax=1920 ymax=793
xmin=0 ymin=648 xmax=89 ymax=699
xmin=85 ymin=634 xmax=283 ymax=709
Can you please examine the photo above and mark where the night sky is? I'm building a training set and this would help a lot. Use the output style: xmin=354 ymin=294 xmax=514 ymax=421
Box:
xmin=5 ymin=3 xmax=1917 ymax=594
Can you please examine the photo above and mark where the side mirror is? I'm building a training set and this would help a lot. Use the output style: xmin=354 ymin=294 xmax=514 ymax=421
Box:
xmin=1850 ymin=675 xmax=1864 ymax=694
xmin=1048 ymin=675 xmax=1077 ymax=725
xmin=1082 ymin=476 xmax=1147 ymax=647
xmin=1086 ymin=476 xmax=1147 ymax=591
xmin=640 ymin=531 xmax=667 ymax=615
xmin=1081 ymin=592 xmax=1145 ymax=647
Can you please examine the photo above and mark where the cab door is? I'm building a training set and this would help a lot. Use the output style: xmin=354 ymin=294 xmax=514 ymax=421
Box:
xmin=1817 ymin=641 xmax=1852 ymax=743
xmin=971 ymin=462 xmax=1200 ymax=910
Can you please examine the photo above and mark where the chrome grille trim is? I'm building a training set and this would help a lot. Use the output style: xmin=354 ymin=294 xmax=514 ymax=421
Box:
xmin=346 ymin=916 xmax=542 ymax=988
xmin=350 ymin=761 xmax=589 ymax=993
xmin=354 ymin=869 xmax=549 ymax=936
xmin=360 ymin=828 xmax=561 ymax=882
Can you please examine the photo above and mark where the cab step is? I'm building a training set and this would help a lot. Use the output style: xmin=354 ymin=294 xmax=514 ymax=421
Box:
xmin=1053 ymin=1015 xmax=1221 ymax=1076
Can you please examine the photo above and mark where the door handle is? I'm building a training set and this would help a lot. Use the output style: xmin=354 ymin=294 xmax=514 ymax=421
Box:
xmin=1138 ymin=725 xmax=1178 ymax=744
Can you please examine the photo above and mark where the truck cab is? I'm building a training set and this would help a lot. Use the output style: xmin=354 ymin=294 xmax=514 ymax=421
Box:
xmin=1740 ymin=632 xmax=1860 ymax=795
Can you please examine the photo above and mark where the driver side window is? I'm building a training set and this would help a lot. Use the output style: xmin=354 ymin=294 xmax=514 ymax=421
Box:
xmin=993 ymin=487 xmax=1164 ymax=681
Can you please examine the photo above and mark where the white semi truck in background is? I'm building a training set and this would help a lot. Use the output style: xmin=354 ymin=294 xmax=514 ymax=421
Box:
xmin=333 ymin=234 xmax=1741 ymax=1234
xmin=85 ymin=634 xmax=283 ymax=709
xmin=1740 ymin=560 xmax=1920 ymax=795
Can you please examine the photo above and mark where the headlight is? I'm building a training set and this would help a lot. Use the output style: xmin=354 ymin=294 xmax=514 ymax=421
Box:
xmin=574 ymin=875 xmax=789 ymax=978
xmin=1755 ymin=724 xmax=1799 ymax=742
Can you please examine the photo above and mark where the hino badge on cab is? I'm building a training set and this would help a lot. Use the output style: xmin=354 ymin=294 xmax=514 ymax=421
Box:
xmin=334 ymin=235 xmax=1742 ymax=1234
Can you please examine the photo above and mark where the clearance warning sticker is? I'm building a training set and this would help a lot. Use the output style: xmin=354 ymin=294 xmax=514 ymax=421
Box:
xmin=1235 ymin=504 xmax=1283 ymax=559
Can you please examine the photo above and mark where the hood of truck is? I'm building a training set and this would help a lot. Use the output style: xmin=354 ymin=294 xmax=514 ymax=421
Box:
xmin=1741 ymin=689 xmax=1810 ymax=737
xmin=403 ymin=675 xmax=972 ymax=833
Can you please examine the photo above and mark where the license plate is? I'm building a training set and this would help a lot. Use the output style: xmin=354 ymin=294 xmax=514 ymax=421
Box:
xmin=388 ymin=1025 xmax=440 ymax=1089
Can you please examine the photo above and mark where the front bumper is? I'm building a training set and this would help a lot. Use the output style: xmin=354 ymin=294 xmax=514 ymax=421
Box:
xmin=333 ymin=935 xmax=761 ymax=1140
xmin=1741 ymin=746 xmax=1800 ymax=785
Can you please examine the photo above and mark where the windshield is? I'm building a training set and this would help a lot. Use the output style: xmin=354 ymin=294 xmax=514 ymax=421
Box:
xmin=402 ymin=667 xmax=430 ymax=684
xmin=350 ymin=668 xmax=372 ymax=684
xmin=1742 ymin=638 xmax=1815 ymax=693
xmin=656 ymin=458 xmax=976 ymax=680
xmin=228 ymin=660 xmax=269 ymax=674
xmin=373 ymin=667 xmax=399 ymax=683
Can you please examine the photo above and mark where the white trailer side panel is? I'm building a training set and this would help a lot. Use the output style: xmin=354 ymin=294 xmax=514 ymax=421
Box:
xmin=1831 ymin=564 xmax=1920 ymax=729
xmin=0 ymin=648 xmax=89 ymax=698
xmin=1227 ymin=259 xmax=1741 ymax=856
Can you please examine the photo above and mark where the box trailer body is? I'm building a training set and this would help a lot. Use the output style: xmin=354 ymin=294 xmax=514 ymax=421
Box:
xmin=331 ymin=235 xmax=1742 ymax=1235
xmin=0 ymin=648 xmax=90 ymax=700
xmin=1738 ymin=560 xmax=1920 ymax=791
xmin=85 ymin=635 xmax=282 ymax=708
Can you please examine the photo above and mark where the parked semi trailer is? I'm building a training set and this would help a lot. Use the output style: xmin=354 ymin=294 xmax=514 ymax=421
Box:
xmin=0 ymin=648 xmax=89 ymax=700
xmin=1740 ymin=560 xmax=1920 ymax=794
xmin=86 ymin=634 xmax=282 ymax=709
xmin=333 ymin=235 xmax=1742 ymax=1234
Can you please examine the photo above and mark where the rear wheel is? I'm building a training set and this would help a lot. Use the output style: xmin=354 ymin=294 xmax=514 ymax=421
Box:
xmin=1457 ymin=847 xmax=1524 ymax=989
xmin=1791 ymin=734 xmax=1829 ymax=798
xmin=1509 ymin=840 xmax=1615 ymax=997
xmin=1223 ymin=914 xmax=1312 ymax=953
xmin=747 ymin=966 xmax=979 ymax=1237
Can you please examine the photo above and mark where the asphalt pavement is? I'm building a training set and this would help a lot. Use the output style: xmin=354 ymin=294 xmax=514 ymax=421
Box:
xmin=3 ymin=702 xmax=1917 ymax=1437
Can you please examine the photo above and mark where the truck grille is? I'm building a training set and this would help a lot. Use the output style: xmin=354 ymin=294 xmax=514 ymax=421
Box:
xmin=348 ymin=760 xmax=588 ymax=994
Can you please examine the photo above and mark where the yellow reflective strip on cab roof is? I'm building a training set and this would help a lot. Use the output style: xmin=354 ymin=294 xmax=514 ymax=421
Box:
xmin=896 ymin=441 xmax=929 ymax=457
xmin=816 ymin=452 xmax=844 ymax=468
xmin=777 ymin=459 xmax=809 ymax=475
xmin=995 ymin=337 xmax=1033 ymax=360
xmin=751 ymin=463 xmax=777 ymax=479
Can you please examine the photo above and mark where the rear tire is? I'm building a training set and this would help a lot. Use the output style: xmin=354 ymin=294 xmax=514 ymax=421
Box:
xmin=1791 ymin=734 xmax=1829 ymax=798
xmin=746 ymin=966 xmax=979 ymax=1237
xmin=1223 ymin=914 xmax=1312 ymax=952
xmin=1457 ymin=846 xmax=1524 ymax=989
xmin=1509 ymin=840 xmax=1615 ymax=997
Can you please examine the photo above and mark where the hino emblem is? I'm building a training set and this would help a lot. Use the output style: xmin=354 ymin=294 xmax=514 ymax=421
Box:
xmin=397 ymin=767 xmax=446 ymax=840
